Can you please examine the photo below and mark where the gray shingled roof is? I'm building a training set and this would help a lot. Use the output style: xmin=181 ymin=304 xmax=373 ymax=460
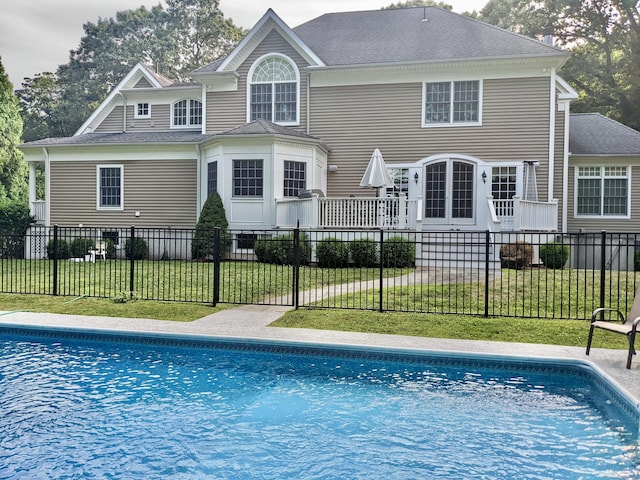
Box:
xmin=570 ymin=113 xmax=640 ymax=156
xmin=21 ymin=131 xmax=214 ymax=148
xmin=139 ymin=63 xmax=174 ymax=87
xmin=196 ymin=7 xmax=565 ymax=74
xmin=218 ymin=119 xmax=320 ymax=140
xmin=20 ymin=121 xmax=323 ymax=148
xmin=294 ymin=7 xmax=565 ymax=66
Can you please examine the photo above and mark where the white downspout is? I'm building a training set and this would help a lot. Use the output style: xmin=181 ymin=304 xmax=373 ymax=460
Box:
xmin=195 ymin=144 xmax=202 ymax=219
xmin=547 ymin=70 xmax=556 ymax=202
xmin=306 ymin=72 xmax=311 ymax=135
xmin=561 ymin=100 xmax=571 ymax=233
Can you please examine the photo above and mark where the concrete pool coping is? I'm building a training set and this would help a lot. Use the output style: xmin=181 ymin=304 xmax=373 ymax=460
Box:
xmin=1 ymin=305 xmax=639 ymax=406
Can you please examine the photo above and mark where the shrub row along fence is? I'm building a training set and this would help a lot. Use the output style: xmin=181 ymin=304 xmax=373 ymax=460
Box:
xmin=2 ymin=225 xmax=640 ymax=320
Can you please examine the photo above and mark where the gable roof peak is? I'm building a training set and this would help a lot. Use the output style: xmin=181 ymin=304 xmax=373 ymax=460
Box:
xmin=196 ymin=9 xmax=325 ymax=75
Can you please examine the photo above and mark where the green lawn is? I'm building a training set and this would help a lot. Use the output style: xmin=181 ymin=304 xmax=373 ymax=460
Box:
xmin=0 ymin=293 xmax=629 ymax=350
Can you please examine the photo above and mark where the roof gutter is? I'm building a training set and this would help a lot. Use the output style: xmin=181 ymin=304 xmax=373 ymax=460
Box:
xmin=303 ymin=53 xmax=570 ymax=73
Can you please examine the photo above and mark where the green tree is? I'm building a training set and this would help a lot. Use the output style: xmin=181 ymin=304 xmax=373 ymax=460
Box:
xmin=547 ymin=0 xmax=640 ymax=130
xmin=0 ymin=198 xmax=34 ymax=258
xmin=17 ymin=2 xmax=244 ymax=140
xmin=16 ymin=72 xmax=66 ymax=141
xmin=163 ymin=0 xmax=246 ymax=79
xmin=478 ymin=0 xmax=548 ymax=37
xmin=191 ymin=192 xmax=229 ymax=260
xmin=383 ymin=0 xmax=453 ymax=9
xmin=479 ymin=0 xmax=640 ymax=130
xmin=0 ymin=57 xmax=27 ymax=201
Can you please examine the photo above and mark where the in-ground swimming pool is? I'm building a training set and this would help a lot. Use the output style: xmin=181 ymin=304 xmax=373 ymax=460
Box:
xmin=0 ymin=325 xmax=639 ymax=479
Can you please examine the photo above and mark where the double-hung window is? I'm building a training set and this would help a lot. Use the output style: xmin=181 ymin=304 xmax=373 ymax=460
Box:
xmin=283 ymin=161 xmax=306 ymax=197
xmin=97 ymin=165 xmax=123 ymax=210
xmin=172 ymin=99 xmax=202 ymax=128
xmin=423 ymin=80 xmax=480 ymax=126
xmin=248 ymin=55 xmax=298 ymax=125
xmin=576 ymin=166 xmax=629 ymax=217
xmin=233 ymin=160 xmax=263 ymax=197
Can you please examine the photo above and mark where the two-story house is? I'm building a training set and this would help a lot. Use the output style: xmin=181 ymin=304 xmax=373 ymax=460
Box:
xmin=20 ymin=6 xmax=640 ymax=260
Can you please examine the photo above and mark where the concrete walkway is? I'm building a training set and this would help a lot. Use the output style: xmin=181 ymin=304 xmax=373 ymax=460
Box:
xmin=1 ymin=304 xmax=639 ymax=405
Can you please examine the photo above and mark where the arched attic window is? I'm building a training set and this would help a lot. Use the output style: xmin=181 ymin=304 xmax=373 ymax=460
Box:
xmin=172 ymin=99 xmax=202 ymax=128
xmin=248 ymin=54 xmax=299 ymax=125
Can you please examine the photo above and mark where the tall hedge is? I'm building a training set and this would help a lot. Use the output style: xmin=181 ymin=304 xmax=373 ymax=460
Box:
xmin=0 ymin=200 xmax=34 ymax=258
xmin=192 ymin=192 xmax=229 ymax=260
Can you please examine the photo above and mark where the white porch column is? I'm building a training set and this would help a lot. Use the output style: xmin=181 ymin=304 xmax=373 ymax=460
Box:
xmin=28 ymin=162 xmax=37 ymax=214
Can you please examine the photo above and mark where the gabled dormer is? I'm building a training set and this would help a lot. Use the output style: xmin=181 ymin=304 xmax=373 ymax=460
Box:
xmin=193 ymin=9 xmax=325 ymax=132
xmin=76 ymin=63 xmax=203 ymax=135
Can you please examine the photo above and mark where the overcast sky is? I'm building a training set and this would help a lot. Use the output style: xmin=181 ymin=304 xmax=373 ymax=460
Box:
xmin=0 ymin=0 xmax=488 ymax=88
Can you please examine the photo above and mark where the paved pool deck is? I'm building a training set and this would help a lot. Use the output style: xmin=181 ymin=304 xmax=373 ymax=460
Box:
xmin=1 ymin=305 xmax=639 ymax=406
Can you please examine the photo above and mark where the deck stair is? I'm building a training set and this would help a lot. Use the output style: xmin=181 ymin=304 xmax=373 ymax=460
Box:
xmin=417 ymin=231 xmax=498 ymax=269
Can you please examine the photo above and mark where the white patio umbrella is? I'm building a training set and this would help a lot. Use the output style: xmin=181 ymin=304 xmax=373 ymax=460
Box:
xmin=359 ymin=148 xmax=394 ymax=190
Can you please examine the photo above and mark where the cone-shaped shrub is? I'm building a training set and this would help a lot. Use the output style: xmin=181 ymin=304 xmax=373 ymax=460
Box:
xmin=192 ymin=192 xmax=229 ymax=260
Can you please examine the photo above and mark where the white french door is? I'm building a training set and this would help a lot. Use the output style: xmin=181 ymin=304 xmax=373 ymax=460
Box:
xmin=423 ymin=159 xmax=475 ymax=225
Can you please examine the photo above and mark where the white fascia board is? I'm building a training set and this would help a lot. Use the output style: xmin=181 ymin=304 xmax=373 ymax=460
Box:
xmin=308 ymin=57 xmax=560 ymax=88
xmin=556 ymin=76 xmax=579 ymax=100
xmin=43 ymin=144 xmax=199 ymax=162
xmin=74 ymin=63 xmax=167 ymax=136
xmin=217 ymin=9 xmax=324 ymax=73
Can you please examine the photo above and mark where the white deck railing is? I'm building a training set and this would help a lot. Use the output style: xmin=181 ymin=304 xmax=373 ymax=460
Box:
xmin=277 ymin=195 xmax=558 ymax=231
xmin=31 ymin=200 xmax=46 ymax=223
xmin=513 ymin=196 xmax=558 ymax=232
xmin=489 ymin=196 xmax=558 ymax=232
xmin=275 ymin=195 xmax=414 ymax=229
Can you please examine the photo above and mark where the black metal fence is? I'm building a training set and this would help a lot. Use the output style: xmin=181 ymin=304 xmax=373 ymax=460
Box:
xmin=2 ymin=225 xmax=639 ymax=320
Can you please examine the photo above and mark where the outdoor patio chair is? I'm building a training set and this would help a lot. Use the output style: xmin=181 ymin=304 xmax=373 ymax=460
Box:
xmin=586 ymin=284 xmax=640 ymax=369
xmin=88 ymin=241 xmax=107 ymax=262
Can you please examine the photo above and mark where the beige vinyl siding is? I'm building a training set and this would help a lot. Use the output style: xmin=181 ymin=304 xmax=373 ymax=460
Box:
xmin=127 ymin=104 xmax=171 ymax=131
xmin=134 ymin=77 xmax=153 ymax=88
xmin=95 ymin=106 xmax=124 ymax=132
xmin=309 ymin=77 xmax=552 ymax=197
xmin=95 ymin=105 xmax=171 ymax=132
xmin=566 ymin=159 xmax=640 ymax=232
xmin=206 ymin=29 xmax=310 ymax=133
xmin=50 ymin=159 xmax=197 ymax=227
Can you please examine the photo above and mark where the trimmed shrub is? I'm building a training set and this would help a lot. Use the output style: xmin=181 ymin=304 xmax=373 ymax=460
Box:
xmin=381 ymin=236 xmax=415 ymax=268
xmin=539 ymin=242 xmax=569 ymax=269
xmin=254 ymin=232 xmax=311 ymax=265
xmin=500 ymin=241 xmax=534 ymax=269
xmin=192 ymin=192 xmax=230 ymax=260
xmin=124 ymin=236 xmax=149 ymax=260
xmin=46 ymin=239 xmax=70 ymax=259
xmin=635 ymin=250 xmax=640 ymax=272
xmin=350 ymin=238 xmax=377 ymax=267
xmin=316 ymin=237 xmax=350 ymax=268
xmin=69 ymin=238 xmax=95 ymax=258
xmin=101 ymin=238 xmax=117 ymax=259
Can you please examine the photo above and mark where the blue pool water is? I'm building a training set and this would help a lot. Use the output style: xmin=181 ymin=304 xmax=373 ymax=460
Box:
xmin=0 ymin=327 xmax=639 ymax=479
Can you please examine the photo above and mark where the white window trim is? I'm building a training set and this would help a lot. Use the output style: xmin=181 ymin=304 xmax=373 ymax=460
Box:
xmin=171 ymin=98 xmax=203 ymax=129
xmin=421 ymin=79 xmax=483 ymax=128
xmin=96 ymin=165 xmax=124 ymax=211
xmin=134 ymin=102 xmax=151 ymax=119
xmin=246 ymin=53 xmax=300 ymax=126
xmin=573 ymin=165 xmax=631 ymax=219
